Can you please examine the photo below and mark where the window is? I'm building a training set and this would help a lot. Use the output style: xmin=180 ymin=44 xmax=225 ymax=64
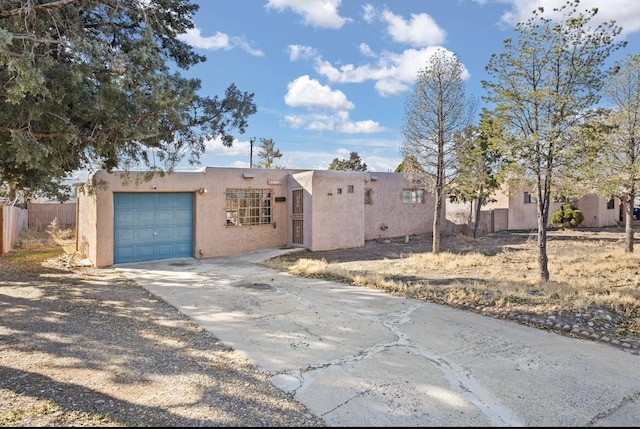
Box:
xmin=402 ymin=189 xmax=425 ymax=204
xmin=347 ymin=185 xmax=354 ymax=193
xmin=225 ymin=189 xmax=272 ymax=226
xmin=607 ymin=197 xmax=615 ymax=210
xmin=524 ymin=192 xmax=536 ymax=204
xmin=364 ymin=188 xmax=373 ymax=205
xmin=337 ymin=188 xmax=342 ymax=195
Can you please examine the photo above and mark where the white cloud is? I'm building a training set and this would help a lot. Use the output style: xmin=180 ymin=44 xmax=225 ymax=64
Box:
xmin=381 ymin=9 xmax=446 ymax=46
xmin=498 ymin=0 xmax=640 ymax=36
xmin=265 ymin=0 xmax=349 ymax=29
xmin=283 ymin=110 xmax=385 ymax=134
xmin=313 ymin=46 xmax=469 ymax=97
xmin=178 ymin=28 xmax=264 ymax=56
xmin=204 ymin=136 xmax=251 ymax=156
xmin=359 ymin=43 xmax=376 ymax=58
xmin=288 ymin=44 xmax=319 ymax=61
xmin=284 ymin=75 xmax=354 ymax=110
xmin=362 ymin=3 xmax=377 ymax=23
xmin=338 ymin=119 xmax=384 ymax=134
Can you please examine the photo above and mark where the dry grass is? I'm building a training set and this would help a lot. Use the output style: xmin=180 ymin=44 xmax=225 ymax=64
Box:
xmin=263 ymin=228 xmax=640 ymax=334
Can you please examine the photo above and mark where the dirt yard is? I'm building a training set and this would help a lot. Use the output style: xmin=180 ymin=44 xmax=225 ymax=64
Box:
xmin=260 ymin=227 xmax=640 ymax=353
xmin=2 ymin=225 xmax=640 ymax=426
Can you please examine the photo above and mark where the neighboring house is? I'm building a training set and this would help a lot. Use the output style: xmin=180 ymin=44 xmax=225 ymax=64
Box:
xmin=484 ymin=186 xmax=620 ymax=230
xmin=446 ymin=186 xmax=620 ymax=234
xmin=76 ymin=167 xmax=442 ymax=267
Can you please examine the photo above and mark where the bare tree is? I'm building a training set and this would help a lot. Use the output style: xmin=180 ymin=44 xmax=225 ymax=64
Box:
xmin=483 ymin=0 xmax=625 ymax=281
xmin=593 ymin=54 xmax=640 ymax=252
xmin=401 ymin=49 xmax=476 ymax=254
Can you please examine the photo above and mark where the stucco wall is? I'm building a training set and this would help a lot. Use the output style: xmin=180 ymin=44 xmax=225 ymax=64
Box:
xmin=84 ymin=168 xmax=295 ymax=267
xmin=308 ymin=170 xmax=365 ymax=251
xmin=75 ymin=184 xmax=98 ymax=263
xmin=78 ymin=167 xmax=442 ymax=267
xmin=485 ymin=186 xmax=620 ymax=230
xmin=364 ymin=172 xmax=433 ymax=240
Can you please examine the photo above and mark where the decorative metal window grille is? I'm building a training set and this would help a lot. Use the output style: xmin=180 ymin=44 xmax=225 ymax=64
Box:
xmin=402 ymin=189 xmax=424 ymax=204
xmin=225 ymin=189 xmax=272 ymax=226
xmin=364 ymin=188 xmax=373 ymax=205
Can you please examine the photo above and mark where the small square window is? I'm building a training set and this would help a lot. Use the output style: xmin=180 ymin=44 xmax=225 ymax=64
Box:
xmin=347 ymin=185 xmax=354 ymax=193
xmin=337 ymin=188 xmax=342 ymax=194
xmin=524 ymin=192 xmax=536 ymax=204
xmin=607 ymin=197 xmax=615 ymax=210
xmin=402 ymin=189 xmax=425 ymax=204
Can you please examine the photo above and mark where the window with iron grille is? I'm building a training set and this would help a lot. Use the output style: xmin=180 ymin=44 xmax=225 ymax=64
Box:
xmin=364 ymin=188 xmax=373 ymax=205
xmin=225 ymin=189 xmax=272 ymax=226
xmin=402 ymin=189 xmax=424 ymax=204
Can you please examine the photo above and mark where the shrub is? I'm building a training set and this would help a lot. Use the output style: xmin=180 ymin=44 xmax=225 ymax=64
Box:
xmin=550 ymin=204 xmax=584 ymax=228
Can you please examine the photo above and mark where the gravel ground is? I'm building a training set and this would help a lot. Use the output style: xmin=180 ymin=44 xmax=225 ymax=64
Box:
xmin=0 ymin=249 xmax=325 ymax=427
xmin=3 ymin=227 xmax=640 ymax=426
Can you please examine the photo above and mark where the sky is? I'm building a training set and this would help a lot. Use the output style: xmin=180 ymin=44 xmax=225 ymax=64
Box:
xmin=171 ymin=0 xmax=640 ymax=174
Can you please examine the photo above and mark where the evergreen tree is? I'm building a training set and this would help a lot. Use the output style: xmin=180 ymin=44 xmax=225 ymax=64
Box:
xmin=256 ymin=138 xmax=283 ymax=169
xmin=0 ymin=0 xmax=256 ymax=201
xmin=328 ymin=151 xmax=367 ymax=171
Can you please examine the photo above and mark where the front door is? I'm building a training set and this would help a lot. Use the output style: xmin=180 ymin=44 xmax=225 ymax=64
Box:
xmin=291 ymin=189 xmax=304 ymax=246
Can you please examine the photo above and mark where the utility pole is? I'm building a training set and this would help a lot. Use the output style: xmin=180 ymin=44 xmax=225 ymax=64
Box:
xmin=249 ymin=137 xmax=255 ymax=168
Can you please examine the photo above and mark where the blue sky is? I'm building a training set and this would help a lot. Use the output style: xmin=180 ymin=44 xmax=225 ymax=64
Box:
xmin=173 ymin=0 xmax=640 ymax=173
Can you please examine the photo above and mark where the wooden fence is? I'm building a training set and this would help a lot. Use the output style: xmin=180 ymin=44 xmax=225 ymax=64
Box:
xmin=0 ymin=206 xmax=28 ymax=254
xmin=28 ymin=202 xmax=77 ymax=229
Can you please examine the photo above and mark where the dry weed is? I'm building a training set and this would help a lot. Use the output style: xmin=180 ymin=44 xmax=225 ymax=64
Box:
xmin=266 ymin=229 xmax=640 ymax=325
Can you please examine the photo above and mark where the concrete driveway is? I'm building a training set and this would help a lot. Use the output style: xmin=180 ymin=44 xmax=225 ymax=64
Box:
xmin=115 ymin=248 xmax=640 ymax=427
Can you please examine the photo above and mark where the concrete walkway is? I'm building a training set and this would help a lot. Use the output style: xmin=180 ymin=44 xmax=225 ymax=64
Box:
xmin=115 ymin=248 xmax=640 ymax=427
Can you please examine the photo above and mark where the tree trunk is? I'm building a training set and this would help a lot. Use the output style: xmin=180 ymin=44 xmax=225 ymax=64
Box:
xmin=537 ymin=181 xmax=551 ymax=282
xmin=473 ymin=188 xmax=483 ymax=239
xmin=433 ymin=188 xmax=442 ymax=254
xmin=625 ymin=192 xmax=635 ymax=253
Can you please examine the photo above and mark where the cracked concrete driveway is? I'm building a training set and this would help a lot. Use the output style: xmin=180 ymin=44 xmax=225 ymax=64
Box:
xmin=115 ymin=248 xmax=640 ymax=427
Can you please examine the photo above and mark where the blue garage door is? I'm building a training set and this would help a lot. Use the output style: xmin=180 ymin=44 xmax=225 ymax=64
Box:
xmin=114 ymin=193 xmax=193 ymax=264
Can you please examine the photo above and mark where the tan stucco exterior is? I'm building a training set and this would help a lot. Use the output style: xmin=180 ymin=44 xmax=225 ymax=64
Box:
xmin=483 ymin=186 xmax=620 ymax=230
xmin=76 ymin=167 xmax=439 ymax=267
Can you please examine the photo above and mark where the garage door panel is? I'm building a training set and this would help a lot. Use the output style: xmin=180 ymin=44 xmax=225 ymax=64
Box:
xmin=155 ymin=193 xmax=175 ymax=205
xmin=114 ymin=192 xmax=193 ymax=264
xmin=173 ymin=193 xmax=193 ymax=205
xmin=174 ymin=209 xmax=193 ymax=224
xmin=174 ymin=242 xmax=192 ymax=255
xmin=115 ymin=210 xmax=134 ymax=224
xmin=135 ymin=227 xmax=155 ymax=243
xmin=174 ymin=226 xmax=192 ymax=241
xmin=115 ymin=246 xmax=134 ymax=261
xmin=137 ymin=194 xmax=155 ymax=208
xmin=155 ymin=211 xmax=174 ymax=225
xmin=136 ymin=210 xmax=155 ymax=225
xmin=155 ymin=226 xmax=174 ymax=240
xmin=115 ymin=229 xmax=135 ymax=245
xmin=154 ymin=243 xmax=175 ymax=259
xmin=116 ymin=194 xmax=135 ymax=208
xmin=135 ymin=244 xmax=156 ymax=261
